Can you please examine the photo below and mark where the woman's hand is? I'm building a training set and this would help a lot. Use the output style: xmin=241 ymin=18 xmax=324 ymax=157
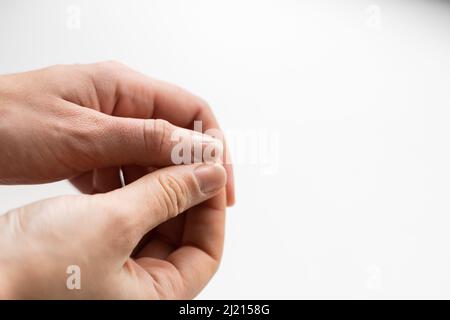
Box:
xmin=0 ymin=163 xmax=226 ymax=299
xmin=0 ymin=61 xmax=234 ymax=205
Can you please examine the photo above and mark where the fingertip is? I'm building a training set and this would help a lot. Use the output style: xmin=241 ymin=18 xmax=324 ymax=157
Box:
xmin=225 ymin=164 xmax=235 ymax=207
xmin=226 ymin=189 xmax=236 ymax=207
xmin=194 ymin=163 xmax=227 ymax=195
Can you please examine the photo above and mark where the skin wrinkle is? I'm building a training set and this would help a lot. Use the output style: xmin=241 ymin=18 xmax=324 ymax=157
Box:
xmin=88 ymin=70 xmax=102 ymax=112
xmin=166 ymin=174 xmax=190 ymax=214
xmin=142 ymin=120 xmax=151 ymax=164
xmin=139 ymin=258 xmax=185 ymax=299
xmin=92 ymin=62 xmax=129 ymax=115
xmin=56 ymin=110 xmax=99 ymax=172
xmin=157 ymin=174 xmax=181 ymax=220
xmin=48 ymin=122 xmax=81 ymax=175
xmin=158 ymin=119 xmax=168 ymax=156
xmin=136 ymin=260 xmax=166 ymax=299
xmin=108 ymin=77 xmax=121 ymax=115
xmin=4 ymin=209 xmax=25 ymax=241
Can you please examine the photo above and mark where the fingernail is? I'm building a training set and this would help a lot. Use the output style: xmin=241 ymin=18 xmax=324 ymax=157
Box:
xmin=194 ymin=163 xmax=227 ymax=194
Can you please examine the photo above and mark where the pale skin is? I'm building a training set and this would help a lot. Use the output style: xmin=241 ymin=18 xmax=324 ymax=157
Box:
xmin=0 ymin=62 xmax=235 ymax=299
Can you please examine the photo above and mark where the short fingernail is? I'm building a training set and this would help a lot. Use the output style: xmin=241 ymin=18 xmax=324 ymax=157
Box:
xmin=194 ymin=163 xmax=227 ymax=194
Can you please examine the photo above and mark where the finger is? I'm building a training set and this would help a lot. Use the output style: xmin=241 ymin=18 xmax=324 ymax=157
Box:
xmin=133 ymin=217 xmax=184 ymax=260
xmin=95 ymin=163 xmax=227 ymax=252
xmin=71 ymin=165 xmax=150 ymax=195
xmin=69 ymin=171 xmax=93 ymax=194
xmin=80 ymin=62 xmax=235 ymax=206
xmin=167 ymin=189 xmax=227 ymax=298
xmin=60 ymin=105 xmax=222 ymax=172
xmin=69 ymin=167 xmax=122 ymax=194
xmin=136 ymin=194 xmax=226 ymax=299
xmin=93 ymin=167 xmax=123 ymax=193
xmin=121 ymin=165 xmax=155 ymax=185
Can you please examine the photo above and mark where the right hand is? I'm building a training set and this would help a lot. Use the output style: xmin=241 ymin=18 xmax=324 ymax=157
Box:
xmin=0 ymin=163 xmax=227 ymax=299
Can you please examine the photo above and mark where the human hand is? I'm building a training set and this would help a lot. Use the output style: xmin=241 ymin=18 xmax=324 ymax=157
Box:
xmin=0 ymin=61 xmax=234 ymax=205
xmin=0 ymin=163 xmax=226 ymax=299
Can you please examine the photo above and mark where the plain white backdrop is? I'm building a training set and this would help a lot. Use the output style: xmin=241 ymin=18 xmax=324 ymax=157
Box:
xmin=2 ymin=0 xmax=450 ymax=299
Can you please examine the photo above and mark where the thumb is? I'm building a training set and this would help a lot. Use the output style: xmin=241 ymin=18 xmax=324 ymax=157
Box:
xmin=74 ymin=113 xmax=223 ymax=170
xmin=94 ymin=163 xmax=226 ymax=250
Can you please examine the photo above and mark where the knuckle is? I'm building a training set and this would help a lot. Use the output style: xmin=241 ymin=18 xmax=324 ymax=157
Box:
xmin=45 ymin=64 xmax=83 ymax=79
xmin=60 ymin=114 xmax=112 ymax=171
xmin=4 ymin=206 xmax=28 ymax=238
xmin=194 ymin=97 xmax=212 ymax=114
xmin=144 ymin=119 xmax=172 ymax=153
xmin=44 ymin=64 xmax=65 ymax=74
xmin=199 ymin=98 xmax=211 ymax=109
xmin=156 ymin=173 xmax=190 ymax=219
xmin=96 ymin=60 xmax=125 ymax=70
xmin=93 ymin=60 xmax=127 ymax=77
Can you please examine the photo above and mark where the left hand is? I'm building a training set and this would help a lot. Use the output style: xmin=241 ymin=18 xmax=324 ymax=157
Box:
xmin=0 ymin=61 xmax=234 ymax=205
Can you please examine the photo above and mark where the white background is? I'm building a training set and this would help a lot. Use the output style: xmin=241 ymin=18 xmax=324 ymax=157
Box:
xmin=1 ymin=0 xmax=450 ymax=299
